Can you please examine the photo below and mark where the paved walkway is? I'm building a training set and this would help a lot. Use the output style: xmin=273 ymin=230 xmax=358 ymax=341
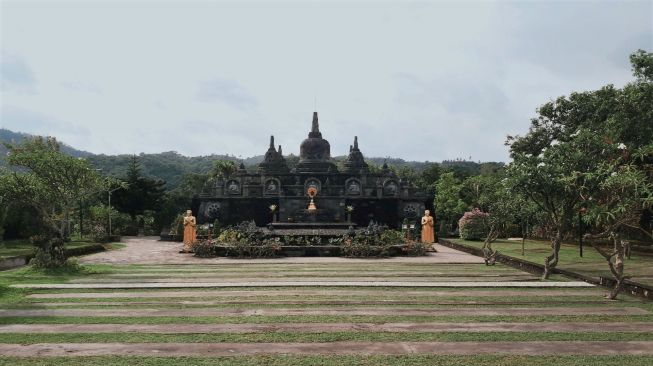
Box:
xmin=80 ymin=237 xmax=484 ymax=264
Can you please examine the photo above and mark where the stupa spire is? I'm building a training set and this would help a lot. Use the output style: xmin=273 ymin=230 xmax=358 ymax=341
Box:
xmin=278 ymin=145 xmax=282 ymax=155
xmin=269 ymin=135 xmax=275 ymax=149
xmin=312 ymin=112 xmax=319 ymax=133
xmin=354 ymin=136 xmax=359 ymax=150
xmin=308 ymin=111 xmax=322 ymax=138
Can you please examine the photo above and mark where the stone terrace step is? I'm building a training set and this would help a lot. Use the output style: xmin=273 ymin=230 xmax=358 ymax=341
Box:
xmin=12 ymin=281 xmax=595 ymax=290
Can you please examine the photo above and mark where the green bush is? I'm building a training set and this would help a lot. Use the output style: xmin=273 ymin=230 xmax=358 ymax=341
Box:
xmin=458 ymin=208 xmax=489 ymax=240
xmin=29 ymin=236 xmax=66 ymax=268
xmin=193 ymin=240 xmax=216 ymax=258
xmin=401 ymin=242 xmax=429 ymax=256
xmin=90 ymin=224 xmax=109 ymax=243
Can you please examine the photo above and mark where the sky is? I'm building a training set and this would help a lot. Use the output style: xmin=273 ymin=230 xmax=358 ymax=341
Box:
xmin=1 ymin=0 xmax=651 ymax=162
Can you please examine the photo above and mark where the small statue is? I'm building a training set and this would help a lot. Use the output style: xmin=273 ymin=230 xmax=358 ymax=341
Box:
xmin=182 ymin=209 xmax=197 ymax=252
xmin=421 ymin=210 xmax=435 ymax=243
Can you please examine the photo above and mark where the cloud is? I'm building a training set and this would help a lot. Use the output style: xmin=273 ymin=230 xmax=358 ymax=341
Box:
xmin=0 ymin=105 xmax=90 ymax=137
xmin=60 ymin=81 xmax=102 ymax=94
xmin=196 ymin=78 xmax=258 ymax=111
xmin=1 ymin=51 xmax=36 ymax=93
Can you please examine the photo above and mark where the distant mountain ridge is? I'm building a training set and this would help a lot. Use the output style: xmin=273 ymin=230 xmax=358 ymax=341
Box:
xmin=0 ymin=128 xmax=499 ymax=190
xmin=0 ymin=128 xmax=92 ymax=159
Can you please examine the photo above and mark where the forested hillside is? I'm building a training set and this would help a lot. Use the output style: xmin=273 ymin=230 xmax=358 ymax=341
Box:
xmin=1 ymin=128 xmax=502 ymax=189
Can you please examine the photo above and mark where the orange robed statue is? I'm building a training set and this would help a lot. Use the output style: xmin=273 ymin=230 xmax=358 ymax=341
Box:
xmin=421 ymin=210 xmax=435 ymax=243
xmin=182 ymin=209 xmax=197 ymax=252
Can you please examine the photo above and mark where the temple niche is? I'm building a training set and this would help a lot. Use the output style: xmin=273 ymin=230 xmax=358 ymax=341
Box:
xmin=194 ymin=112 xmax=427 ymax=229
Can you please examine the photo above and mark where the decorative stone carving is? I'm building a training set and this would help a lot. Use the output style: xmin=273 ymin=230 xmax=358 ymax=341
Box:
xmin=383 ymin=180 xmax=398 ymax=196
xmin=304 ymin=178 xmax=321 ymax=194
xmin=205 ymin=202 xmax=221 ymax=219
xmin=345 ymin=178 xmax=362 ymax=195
xmin=225 ymin=180 xmax=241 ymax=195
xmin=264 ymin=178 xmax=280 ymax=195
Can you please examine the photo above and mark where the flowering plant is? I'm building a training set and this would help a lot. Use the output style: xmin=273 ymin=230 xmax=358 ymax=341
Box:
xmin=269 ymin=204 xmax=277 ymax=212
xmin=345 ymin=205 xmax=354 ymax=213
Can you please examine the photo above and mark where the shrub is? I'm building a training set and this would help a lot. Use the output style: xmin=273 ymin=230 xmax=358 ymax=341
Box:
xmin=458 ymin=208 xmax=489 ymax=240
xmin=341 ymin=236 xmax=391 ymax=258
xmin=401 ymin=242 xmax=428 ymax=256
xmin=90 ymin=224 xmax=109 ymax=243
xmin=193 ymin=240 xmax=216 ymax=258
xmin=29 ymin=236 xmax=66 ymax=268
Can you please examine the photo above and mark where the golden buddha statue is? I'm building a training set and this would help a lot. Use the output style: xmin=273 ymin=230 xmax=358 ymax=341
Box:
xmin=421 ymin=210 xmax=435 ymax=243
xmin=182 ymin=209 xmax=197 ymax=252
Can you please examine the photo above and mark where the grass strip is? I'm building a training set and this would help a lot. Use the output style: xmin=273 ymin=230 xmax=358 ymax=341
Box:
xmin=0 ymin=355 xmax=652 ymax=366
xmin=1 ymin=314 xmax=652 ymax=325
xmin=1 ymin=331 xmax=653 ymax=344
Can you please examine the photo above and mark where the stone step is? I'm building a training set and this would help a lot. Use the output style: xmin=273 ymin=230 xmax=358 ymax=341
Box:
xmin=12 ymin=281 xmax=595 ymax=290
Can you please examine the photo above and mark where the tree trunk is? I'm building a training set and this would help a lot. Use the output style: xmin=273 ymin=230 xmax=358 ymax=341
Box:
xmin=542 ymin=230 xmax=562 ymax=280
xmin=482 ymin=227 xmax=498 ymax=266
xmin=586 ymin=231 xmax=628 ymax=300
xmin=606 ymin=232 xmax=626 ymax=300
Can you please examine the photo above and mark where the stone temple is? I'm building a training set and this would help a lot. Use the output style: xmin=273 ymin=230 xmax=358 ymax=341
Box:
xmin=193 ymin=112 xmax=427 ymax=229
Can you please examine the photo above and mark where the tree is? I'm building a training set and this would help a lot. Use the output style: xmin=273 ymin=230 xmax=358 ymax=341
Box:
xmin=433 ymin=172 xmax=466 ymax=236
xmin=112 ymin=156 xmax=166 ymax=225
xmin=212 ymin=160 xmax=237 ymax=177
xmin=507 ymin=49 xmax=653 ymax=281
xmin=578 ymin=137 xmax=653 ymax=298
xmin=0 ymin=137 xmax=101 ymax=264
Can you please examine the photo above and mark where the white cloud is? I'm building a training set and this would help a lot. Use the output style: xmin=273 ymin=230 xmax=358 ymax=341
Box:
xmin=0 ymin=1 xmax=650 ymax=162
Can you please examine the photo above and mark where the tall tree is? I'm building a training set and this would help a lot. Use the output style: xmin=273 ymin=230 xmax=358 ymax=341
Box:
xmin=112 ymin=155 xmax=165 ymax=222
xmin=433 ymin=172 xmax=466 ymax=236
xmin=507 ymin=49 xmax=653 ymax=280
xmin=0 ymin=137 xmax=101 ymax=261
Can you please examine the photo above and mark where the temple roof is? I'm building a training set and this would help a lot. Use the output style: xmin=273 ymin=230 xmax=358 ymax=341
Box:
xmin=297 ymin=112 xmax=337 ymax=173
xmin=258 ymin=135 xmax=289 ymax=174
xmin=344 ymin=136 xmax=369 ymax=174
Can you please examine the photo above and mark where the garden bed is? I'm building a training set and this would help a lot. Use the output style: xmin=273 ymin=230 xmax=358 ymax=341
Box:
xmin=211 ymin=244 xmax=425 ymax=258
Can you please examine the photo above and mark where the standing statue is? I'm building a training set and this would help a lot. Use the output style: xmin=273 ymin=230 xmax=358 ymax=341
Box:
xmin=182 ymin=209 xmax=197 ymax=252
xmin=421 ymin=210 xmax=435 ymax=243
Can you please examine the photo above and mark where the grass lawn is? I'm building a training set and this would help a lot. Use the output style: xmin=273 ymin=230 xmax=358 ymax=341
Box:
xmin=0 ymin=239 xmax=120 ymax=259
xmin=449 ymin=238 xmax=653 ymax=286
xmin=0 ymin=256 xmax=651 ymax=364
xmin=2 ymin=355 xmax=652 ymax=366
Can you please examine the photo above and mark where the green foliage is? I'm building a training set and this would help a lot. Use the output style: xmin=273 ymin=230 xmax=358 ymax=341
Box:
xmin=506 ymin=50 xmax=653 ymax=278
xmin=212 ymin=160 xmax=237 ymax=177
xmin=112 ymin=156 xmax=165 ymax=223
xmin=215 ymin=221 xmax=281 ymax=258
xmin=192 ymin=240 xmax=216 ymax=258
xmin=630 ymin=49 xmax=653 ymax=81
xmin=434 ymin=172 xmax=466 ymax=233
xmin=0 ymin=137 xmax=102 ymax=256
xmin=89 ymin=224 xmax=108 ymax=243
xmin=28 ymin=236 xmax=66 ymax=268
xmin=341 ymin=236 xmax=391 ymax=258
xmin=401 ymin=242 xmax=429 ymax=256
xmin=458 ymin=209 xmax=489 ymax=240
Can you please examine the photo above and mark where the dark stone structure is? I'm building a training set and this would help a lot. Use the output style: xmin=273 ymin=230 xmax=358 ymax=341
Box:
xmin=194 ymin=112 xmax=427 ymax=228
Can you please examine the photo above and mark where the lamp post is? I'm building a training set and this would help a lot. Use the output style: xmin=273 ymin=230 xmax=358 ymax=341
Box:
xmin=107 ymin=186 xmax=125 ymax=237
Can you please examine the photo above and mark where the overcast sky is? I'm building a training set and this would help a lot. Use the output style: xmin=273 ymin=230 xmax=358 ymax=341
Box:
xmin=1 ymin=1 xmax=651 ymax=162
